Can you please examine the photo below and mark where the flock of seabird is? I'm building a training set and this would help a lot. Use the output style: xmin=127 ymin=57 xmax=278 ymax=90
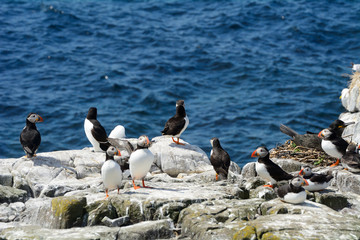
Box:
xmin=19 ymin=100 xmax=360 ymax=203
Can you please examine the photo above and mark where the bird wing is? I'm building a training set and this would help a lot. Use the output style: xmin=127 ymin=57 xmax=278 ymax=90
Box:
xmin=161 ymin=116 xmax=185 ymax=135
xmin=266 ymin=160 xmax=293 ymax=181
xmin=332 ymin=138 xmax=349 ymax=155
xmin=90 ymin=120 xmax=108 ymax=143
xmin=310 ymin=173 xmax=330 ymax=183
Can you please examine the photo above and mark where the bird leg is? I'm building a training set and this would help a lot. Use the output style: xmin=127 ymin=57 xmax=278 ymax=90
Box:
xmin=133 ymin=180 xmax=141 ymax=190
xmin=330 ymin=159 xmax=340 ymax=167
xmin=105 ymin=189 xmax=109 ymax=199
xmin=117 ymin=188 xmax=120 ymax=194
xmin=172 ymin=137 xmax=185 ymax=145
xmin=215 ymin=173 xmax=219 ymax=181
xmin=142 ymin=179 xmax=151 ymax=188
xmin=263 ymin=184 xmax=274 ymax=188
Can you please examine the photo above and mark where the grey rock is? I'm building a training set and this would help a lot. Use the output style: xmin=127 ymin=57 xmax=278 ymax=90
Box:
xmin=314 ymin=191 xmax=349 ymax=211
xmin=117 ymin=219 xmax=174 ymax=240
xmin=101 ymin=216 xmax=129 ymax=227
xmin=241 ymin=162 xmax=256 ymax=178
xmin=272 ymin=158 xmax=302 ymax=173
xmin=333 ymin=170 xmax=360 ymax=195
xmin=250 ymin=186 xmax=277 ymax=200
xmin=86 ymin=200 xmax=117 ymax=226
xmin=0 ymin=168 xmax=12 ymax=187
xmin=0 ymin=186 xmax=28 ymax=204
xmin=51 ymin=196 xmax=87 ymax=229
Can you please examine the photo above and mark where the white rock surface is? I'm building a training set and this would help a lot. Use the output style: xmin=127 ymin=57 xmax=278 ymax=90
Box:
xmin=149 ymin=136 xmax=212 ymax=177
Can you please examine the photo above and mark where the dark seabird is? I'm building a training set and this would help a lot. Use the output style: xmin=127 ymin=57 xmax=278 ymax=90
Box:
xmin=318 ymin=128 xmax=348 ymax=167
xmin=129 ymin=135 xmax=154 ymax=189
xmin=210 ymin=137 xmax=231 ymax=181
xmin=101 ymin=146 xmax=122 ymax=199
xmin=161 ymin=100 xmax=189 ymax=145
xmin=84 ymin=107 xmax=110 ymax=152
xmin=299 ymin=166 xmax=333 ymax=191
xmin=20 ymin=113 xmax=43 ymax=158
xmin=276 ymin=177 xmax=308 ymax=204
xmin=341 ymin=143 xmax=360 ymax=173
xmin=251 ymin=146 xmax=293 ymax=188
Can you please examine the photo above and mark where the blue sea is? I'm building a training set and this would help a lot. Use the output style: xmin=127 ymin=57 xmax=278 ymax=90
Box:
xmin=1 ymin=0 xmax=360 ymax=166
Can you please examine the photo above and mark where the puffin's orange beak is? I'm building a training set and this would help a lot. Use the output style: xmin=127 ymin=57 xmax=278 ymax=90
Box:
xmin=318 ymin=130 xmax=323 ymax=138
xmin=251 ymin=150 xmax=258 ymax=158
xmin=146 ymin=137 xmax=150 ymax=145
xmin=299 ymin=169 xmax=304 ymax=176
xmin=303 ymin=179 xmax=309 ymax=186
xmin=37 ymin=115 xmax=44 ymax=122
xmin=116 ymin=150 xmax=121 ymax=156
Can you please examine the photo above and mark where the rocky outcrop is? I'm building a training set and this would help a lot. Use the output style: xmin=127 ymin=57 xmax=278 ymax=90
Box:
xmin=1 ymin=142 xmax=360 ymax=239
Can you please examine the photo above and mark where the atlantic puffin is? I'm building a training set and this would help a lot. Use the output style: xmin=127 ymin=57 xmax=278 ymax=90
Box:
xmin=84 ymin=107 xmax=110 ymax=152
xmin=20 ymin=113 xmax=43 ymax=158
xmin=107 ymin=137 xmax=135 ymax=171
xmin=210 ymin=137 xmax=231 ymax=181
xmin=251 ymin=146 xmax=293 ymax=188
xmin=101 ymin=146 xmax=122 ymax=199
xmin=161 ymin=100 xmax=189 ymax=145
xmin=299 ymin=166 xmax=333 ymax=191
xmin=129 ymin=135 xmax=154 ymax=189
xmin=318 ymin=128 xmax=348 ymax=167
xmin=276 ymin=177 xmax=308 ymax=204
xmin=341 ymin=143 xmax=360 ymax=173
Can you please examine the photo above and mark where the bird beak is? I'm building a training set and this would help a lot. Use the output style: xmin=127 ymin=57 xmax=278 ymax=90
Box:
xmin=299 ymin=169 xmax=304 ymax=176
xmin=339 ymin=95 xmax=342 ymax=99
xmin=37 ymin=115 xmax=44 ymax=122
xmin=251 ymin=150 xmax=258 ymax=158
xmin=116 ymin=150 xmax=121 ymax=156
xmin=303 ymin=179 xmax=309 ymax=186
xmin=146 ymin=137 xmax=150 ymax=146
xmin=318 ymin=131 xmax=323 ymax=138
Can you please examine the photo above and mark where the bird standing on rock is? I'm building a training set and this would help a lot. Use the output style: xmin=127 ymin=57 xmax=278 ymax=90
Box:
xmin=251 ymin=146 xmax=293 ymax=188
xmin=341 ymin=143 xmax=360 ymax=173
xmin=101 ymin=146 xmax=122 ymax=199
xmin=299 ymin=166 xmax=333 ymax=192
xmin=276 ymin=177 xmax=308 ymax=204
xmin=20 ymin=113 xmax=43 ymax=158
xmin=318 ymin=128 xmax=348 ymax=167
xmin=210 ymin=137 xmax=231 ymax=181
xmin=161 ymin=100 xmax=189 ymax=145
xmin=84 ymin=107 xmax=110 ymax=152
xmin=129 ymin=135 xmax=154 ymax=189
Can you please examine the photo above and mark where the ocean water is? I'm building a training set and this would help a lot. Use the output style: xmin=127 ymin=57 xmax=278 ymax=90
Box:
xmin=1 ymin=0 xmax=360 ymax=166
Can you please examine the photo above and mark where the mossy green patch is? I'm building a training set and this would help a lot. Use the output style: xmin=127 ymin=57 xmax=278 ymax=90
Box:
xmin=51 ymin=196 xmax=86 ymax=229
xmin=233 ymin=225 xmax=257 ymax=240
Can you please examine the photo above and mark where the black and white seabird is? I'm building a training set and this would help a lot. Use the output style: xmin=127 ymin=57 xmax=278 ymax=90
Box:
xmin=84 ymin=107 xmax=110 ymax=152
xmin=210 ymin=137 xmax=231 ymax=181
xmin=20 ymin=113 xmax=43 ymax=158
xmin=109 ymin=125 xmax=126 ymax=139
xmin=251 ymin=146 xmax=293 ymax=188
xmin=341 ymin=143 xmax=360 ymax=173
xmin=328 ymin=119 xmax=355 ymax=138
xmin=276 ymin=177 xmax=308 ymax=204
xmin=101 ymin=146 xmax=122 ymax=199
xmin=107 ymin=137 xmax=135 ymax=171
xmin=299 ymin=166 xmax=333 ymax=191
xmin=318 ymin=128 xmax=348 ymax=167
xmin=161 ymin=100 xmax=189 ymax=145
xmin=129 ymin=135 xmax=154 ymax=189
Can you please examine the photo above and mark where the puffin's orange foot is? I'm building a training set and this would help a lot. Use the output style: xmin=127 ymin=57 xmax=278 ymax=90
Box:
xmin=105 ymin=190 xmax=109 ymax=199
xmin=343 ymin=168 xmax=348 ymax=171
xmin=172 ymin=137 xmax=185 ymax=145
xmin=215 ymin=174 xmax=219 ymax=181
xmin=330 ymin=159 xmax=340 ymax=167
xmin=142 ymin=180 xmax=152 ymax=188
xmin=133 ymin=180 xmax=141 ymax=190
xmin=263 ymin=185 xmax=274 ymax=188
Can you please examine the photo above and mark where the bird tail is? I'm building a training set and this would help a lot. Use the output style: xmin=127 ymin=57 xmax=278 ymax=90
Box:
xmin=280 ymin=124 xmax=298 ymax=138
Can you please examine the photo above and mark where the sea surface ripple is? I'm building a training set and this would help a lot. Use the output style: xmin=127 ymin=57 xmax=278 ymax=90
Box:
xmin=1 ymin=0 xmax=360 ymax=166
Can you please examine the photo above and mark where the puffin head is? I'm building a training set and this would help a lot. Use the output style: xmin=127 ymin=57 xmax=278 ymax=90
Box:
xmin=299 ymin=166 xmax=312 ymax=177
xmin=176 ymin=100 xmax=185 ymax=107
xmin=27 ymin=113 xmax=43 ymax=123
xmin=318 ymin=128 xmax=332 ymax=139
xmin=137 ymin=135 xmax=151 ymax=148
xmin=210 ymin=137 xmax=220 ymax=148
xmin=291 ymin=177 xmax=308 ymax=187
xmin=251 ymin=146 xmax=269 ymax=158
xmin=87 ymin=107 xmax=97 ymax=120
xmin=106 ymin=146 xmax=121 ymax=157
